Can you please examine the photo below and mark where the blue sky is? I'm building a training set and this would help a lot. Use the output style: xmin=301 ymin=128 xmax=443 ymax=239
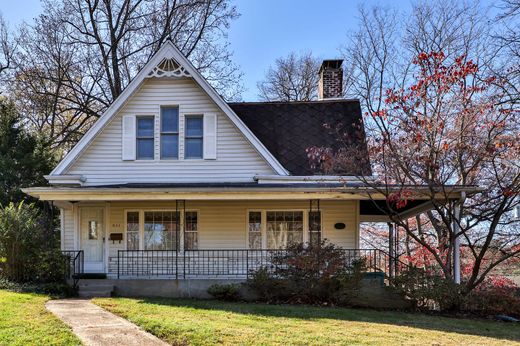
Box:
xmin=0 ymin=0 xmax=412 ymax=100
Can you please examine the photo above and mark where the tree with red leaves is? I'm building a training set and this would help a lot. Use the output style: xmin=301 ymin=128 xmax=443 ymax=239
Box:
xmin=310 ymin=51 xmax=520 ymax=293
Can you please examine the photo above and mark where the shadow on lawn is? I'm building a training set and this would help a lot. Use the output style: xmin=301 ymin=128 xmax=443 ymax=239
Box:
xmin=134 ymin=297 xmax=520 ymax=343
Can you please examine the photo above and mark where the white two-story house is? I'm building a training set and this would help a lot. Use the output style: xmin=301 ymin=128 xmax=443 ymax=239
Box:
xmin=24 ymin=42 xmax=473 ymax=295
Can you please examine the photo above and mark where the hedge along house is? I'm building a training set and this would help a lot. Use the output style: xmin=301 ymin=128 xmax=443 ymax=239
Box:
xmin=24 ymin=42 xmax=476 ymax=295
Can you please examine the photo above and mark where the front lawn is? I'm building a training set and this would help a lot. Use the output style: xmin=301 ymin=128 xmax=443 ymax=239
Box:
xmin=0 ymin=290 xmax=79 ymax=345
xmin=94 ymin=297 xmax=520 ymax=345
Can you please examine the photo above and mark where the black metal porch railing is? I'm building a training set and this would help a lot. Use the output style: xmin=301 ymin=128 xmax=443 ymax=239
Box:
xmin=62 ymin=250 xmax=84 ymax=288
xmin=117 ymin=249 xmax=390 ymax=279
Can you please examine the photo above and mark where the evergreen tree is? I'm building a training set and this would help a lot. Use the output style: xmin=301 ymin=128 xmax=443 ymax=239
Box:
xmin=0 ymin=98 xmax=56 ymax=206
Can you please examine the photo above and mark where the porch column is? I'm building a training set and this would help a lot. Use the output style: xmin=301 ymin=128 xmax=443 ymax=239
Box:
xmin=388 ymin=222 xmax=394 ymax=278
xmin=452 ymin=202 xmax=461 ymax=284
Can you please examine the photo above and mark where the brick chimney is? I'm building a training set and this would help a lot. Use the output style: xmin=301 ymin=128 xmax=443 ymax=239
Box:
xmin=318 ymin=59 xmax=343 ymax=100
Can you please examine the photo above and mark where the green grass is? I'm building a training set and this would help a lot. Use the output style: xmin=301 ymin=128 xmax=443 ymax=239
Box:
xmin=0 ymin=290 xmax=80 ymax=346
xmin=94 ymin=297 xmax=520 ymax=346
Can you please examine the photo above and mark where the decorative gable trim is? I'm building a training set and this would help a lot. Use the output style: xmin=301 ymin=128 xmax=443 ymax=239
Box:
xmin=50 ymin=41 xmax=289 ymax=177
xmin=147 ymin=57 xmax=191 ymax=78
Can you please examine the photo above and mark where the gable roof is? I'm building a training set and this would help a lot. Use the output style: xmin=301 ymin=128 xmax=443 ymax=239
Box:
xmin=50 ymin=41 xmax=289 ymax=176
xmin=229 ymin=100 xmax=372 ymax=176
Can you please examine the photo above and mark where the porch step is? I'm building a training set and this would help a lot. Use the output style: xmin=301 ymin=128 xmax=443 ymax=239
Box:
xmin=78 ymin=280 xmax=114 ymax=298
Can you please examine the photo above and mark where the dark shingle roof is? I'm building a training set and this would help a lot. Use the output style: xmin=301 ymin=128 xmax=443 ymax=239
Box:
xmin=228 ymin=99 xmax=371 ymax=176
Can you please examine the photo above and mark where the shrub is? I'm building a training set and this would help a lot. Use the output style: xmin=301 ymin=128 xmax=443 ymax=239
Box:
xmin=391 ymin=266 xmax=462 ymax=311
xmin=247 ymin=241 xmax=366 ymax=305
xmin=207 ymin=284 xmax=241 ymax=301
xmin=463 ymin=276 xmax=520 ymax=317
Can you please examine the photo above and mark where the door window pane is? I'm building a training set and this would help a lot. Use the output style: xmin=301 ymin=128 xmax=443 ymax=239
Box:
xmin=88 ymin=221 xmax=98 ymax=240
xmin=266 ymin=211 xmax=303 ymax=249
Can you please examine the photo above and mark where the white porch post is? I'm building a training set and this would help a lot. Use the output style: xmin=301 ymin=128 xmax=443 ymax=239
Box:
xmin=452 ymin=202 xmax=461 ymax=284
xmin=388 ymin=222 xmax=394 ymax=278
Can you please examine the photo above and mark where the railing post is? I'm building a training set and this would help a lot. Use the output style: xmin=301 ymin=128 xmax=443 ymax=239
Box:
xmin=246 ymin=250 xmax=249 ymax=278
xmin=117 ymin=251 xmax=120 ymax=279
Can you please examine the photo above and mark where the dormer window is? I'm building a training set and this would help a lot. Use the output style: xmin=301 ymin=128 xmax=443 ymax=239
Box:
xmin=161 ymin=107 xmax=179 ymax=159
xmin=136 ymin=116 xmax=154 ymax=160
xmin=185 ymin=115 xmax=203 ymax=159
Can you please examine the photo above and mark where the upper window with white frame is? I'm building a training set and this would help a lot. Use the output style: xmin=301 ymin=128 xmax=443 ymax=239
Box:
xmin=136 ymin=116 xmax=155 ymax=160
xmin=185 ymin=115 xmax=203 ymax=159
xmin=160 ymin=107 xmax=179 ymax=159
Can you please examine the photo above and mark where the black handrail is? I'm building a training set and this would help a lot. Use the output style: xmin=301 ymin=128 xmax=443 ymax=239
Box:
xmin=117 ymin=248 xmax=391 ymax=279
xmin=62 ymin=250 xmax=84 ymax=289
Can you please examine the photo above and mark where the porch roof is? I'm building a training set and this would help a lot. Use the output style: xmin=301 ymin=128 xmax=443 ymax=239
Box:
xmin=23 ymin=182 xmax=480 ymax=202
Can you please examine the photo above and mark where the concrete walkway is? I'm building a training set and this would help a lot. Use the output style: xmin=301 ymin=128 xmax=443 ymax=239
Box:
xmin=46 ymin=299 xmax=168 ymax=346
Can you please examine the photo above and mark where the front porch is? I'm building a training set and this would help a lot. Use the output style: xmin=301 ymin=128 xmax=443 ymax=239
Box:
xmin=27 ymin=184 xmax=474 ymax=284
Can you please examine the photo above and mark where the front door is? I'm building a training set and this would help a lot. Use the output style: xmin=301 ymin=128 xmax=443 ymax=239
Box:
xmin=80 ymin=207 xmax=105 ymax=272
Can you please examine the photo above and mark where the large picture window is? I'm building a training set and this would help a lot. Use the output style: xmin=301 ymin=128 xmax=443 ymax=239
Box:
xmin=266 ymin=211 xmax=303 ymax=249
xmin=144 ymin=211 xmax=179 ymax=250
xmin=125 ymin=210 xmax=198 ymax=251
xmin=160 ymin=107 xmax=179 ymax=159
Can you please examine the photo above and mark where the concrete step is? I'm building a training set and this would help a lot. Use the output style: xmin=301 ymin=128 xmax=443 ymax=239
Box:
xmin=79 ymin=283 xmax=114 ymax=290
xmin=78 ymin=279 xmax=114 ymax=298
xmin=78 ymin=290 xmax=112 ymax=298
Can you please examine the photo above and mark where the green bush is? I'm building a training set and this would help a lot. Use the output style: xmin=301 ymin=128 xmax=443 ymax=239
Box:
xmin=207 ymin=284 xmax=241 ymax=301
xmin=247 ymin=241 xmax=366 ymax=305
xmin=247 ymin=267 xmax=285 ymax=302
xmin=391 ymin=266 xmax=462 ymax=311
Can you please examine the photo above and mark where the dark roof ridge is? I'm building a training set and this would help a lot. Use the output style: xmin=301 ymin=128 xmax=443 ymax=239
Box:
xmin=228 ymin=99 xmax=360 ymax=105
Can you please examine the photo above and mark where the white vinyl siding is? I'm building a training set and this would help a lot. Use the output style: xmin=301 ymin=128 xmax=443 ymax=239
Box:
xmin=98 ymin=200 xmax=358 ymax=266
xmin=65 ymin=79 xmax=274 ymax=185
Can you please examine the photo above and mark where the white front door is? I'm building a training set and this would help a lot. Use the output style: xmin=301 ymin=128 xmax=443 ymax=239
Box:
xmin=80 ymin=207 xmax=105 ymax=272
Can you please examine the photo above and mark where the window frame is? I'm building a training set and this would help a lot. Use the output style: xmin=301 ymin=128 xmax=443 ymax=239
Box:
xmin=308 ymin=210 xmax=322 ymax=246
xmin=124 ymin=209 xmax=198 ymax=251
xmin=160 ymin=106 xmax=180 ymax=160
xmin=184 ymin=114 xmax=204 ymax=159
xmin=247 ymin=210 xmax=264 ymax=250
xmin=136 ymin=116 xmax=155 ymax=160
xmin=245 ymin=209 xmax=321 ymax=250
xmin=184 ymin=211 xmax=199 ymax=250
